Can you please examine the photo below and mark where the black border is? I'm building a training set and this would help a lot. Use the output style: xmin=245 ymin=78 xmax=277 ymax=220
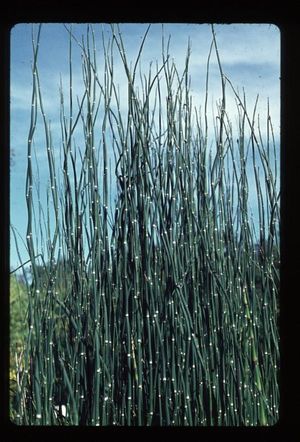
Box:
xmin=1 ymin=3 xmax=299 ymax=441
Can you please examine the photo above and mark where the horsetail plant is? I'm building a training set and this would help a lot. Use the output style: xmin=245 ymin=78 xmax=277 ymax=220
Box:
xmin=10 ymin=24 xmax=280 ymax=426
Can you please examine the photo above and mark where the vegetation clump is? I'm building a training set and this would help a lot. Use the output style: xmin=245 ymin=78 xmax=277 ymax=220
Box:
xmin=10 ymin=24 xmax=280 ymax=426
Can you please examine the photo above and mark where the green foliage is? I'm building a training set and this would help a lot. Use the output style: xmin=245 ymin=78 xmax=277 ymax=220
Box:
xmin=11 ymin=24 xmax=280 ymax=426
xmin=10 ymin=275 xmax=28 ymax=362
xmin=9 ymin=275 xmax=28 ymax=419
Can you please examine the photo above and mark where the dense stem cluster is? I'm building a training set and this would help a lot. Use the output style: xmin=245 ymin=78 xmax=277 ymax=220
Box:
xmin=11 ymin=24 xmax=279 ymax=426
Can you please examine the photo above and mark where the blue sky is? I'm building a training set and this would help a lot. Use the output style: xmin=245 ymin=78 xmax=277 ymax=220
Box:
xmin=10 ymin=23 xmax=280 ymax=270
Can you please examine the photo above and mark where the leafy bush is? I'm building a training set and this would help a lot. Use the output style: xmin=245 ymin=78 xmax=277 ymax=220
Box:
xmin=10 ymin=275 xmax=28 ymax=418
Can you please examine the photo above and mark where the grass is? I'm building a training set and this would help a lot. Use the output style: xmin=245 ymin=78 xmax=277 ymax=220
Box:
xmin=10 ymin=23 xmax=280 ymax=426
